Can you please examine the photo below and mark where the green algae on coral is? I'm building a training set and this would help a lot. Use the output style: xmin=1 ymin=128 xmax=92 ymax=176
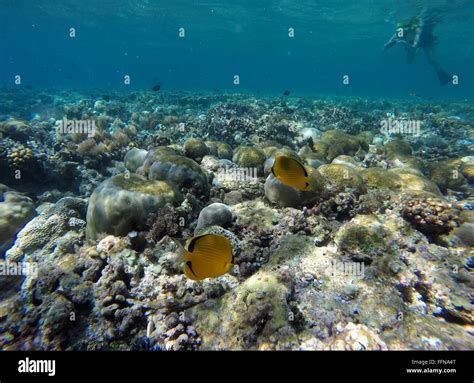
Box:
xmin=112 ymin=174 xmax=179 ymax=198
xmin=362 ymin=168 xmax=402 ymax=192
xmin=312 ymin=130 xmax=368 ymax=162
xmin=233 ymin=146 xmax=267 ymax=175
xmin=184 ymin=138 xmax=209 ymax=161
xmin=318 ymin=163 xmax=366 ymax=194
xmin=334 ymin=215 xmax=387 ymax=261
xmin=384 ymin=139 xmax=413 ymax=158
xmin=205 ymin=140 xmax=233 ymax=160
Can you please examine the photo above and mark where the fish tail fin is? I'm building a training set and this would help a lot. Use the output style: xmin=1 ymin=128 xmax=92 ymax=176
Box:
xmin=224 ymin=263 xmax=234 ymax=274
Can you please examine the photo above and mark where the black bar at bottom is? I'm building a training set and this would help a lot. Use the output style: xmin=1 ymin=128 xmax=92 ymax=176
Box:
xmin=0 ymin=350 xmax=471 ymax=382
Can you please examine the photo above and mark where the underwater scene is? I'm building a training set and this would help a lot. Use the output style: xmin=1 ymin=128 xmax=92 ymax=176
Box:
xmin=0 ymin=0 xmax=473 ymax=352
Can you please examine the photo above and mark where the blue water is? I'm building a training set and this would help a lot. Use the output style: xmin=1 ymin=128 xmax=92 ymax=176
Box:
xmin=0 ymin=0 xmax=473 ymax=99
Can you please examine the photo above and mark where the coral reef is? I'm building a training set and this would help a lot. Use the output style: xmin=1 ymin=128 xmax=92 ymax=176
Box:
xmin=0 ymin=90 xmax=472 ymax=351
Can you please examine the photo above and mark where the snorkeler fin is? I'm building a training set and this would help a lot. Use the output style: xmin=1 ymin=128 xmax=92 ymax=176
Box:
xmin=424 ymin=48 xmax=452 ymax=85
xmin=435 ymin=68 xmax=452 ymax=86
xmin=404 ymin=45 xmax=416 ymax=64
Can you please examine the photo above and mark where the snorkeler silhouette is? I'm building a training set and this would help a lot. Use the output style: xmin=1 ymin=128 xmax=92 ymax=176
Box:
xmin=384 ymin=10 xmax=452 ymax=85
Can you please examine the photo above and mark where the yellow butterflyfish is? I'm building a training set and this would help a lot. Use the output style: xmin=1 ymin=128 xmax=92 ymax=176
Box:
xmin=271 ymin=155 xmax=312 ymax=191
xmin=182 ymin=234 xmax=234 ymax=281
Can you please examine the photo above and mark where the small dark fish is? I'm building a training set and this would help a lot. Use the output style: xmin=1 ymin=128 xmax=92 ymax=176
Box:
xmin=152 ymin=84 xmax=161 ymax=92
xmin=102 ymin=95 xmax=110 ymax=101
xmin=283 ymin=90 xmax=291 ymax=96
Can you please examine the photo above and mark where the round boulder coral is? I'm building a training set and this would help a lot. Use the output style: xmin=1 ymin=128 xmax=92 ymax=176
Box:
xmin=334 ymin=214 xmax=387 ymax=262
xmin=195 ymin=203 xmax=234 ymax=232
xmin=384 ymin=139 xmax=413 ymax=158
xmin=0 ymin=191 xmax=36 ymax=255
xmin=262 ymin=146 xmax=299 ymax=160
xmin=318 ymin=164 xmax=366 ymax=194
xmin=0 ymin=120 xmax=32 ymax=142
xmin=332 ymin=155 xmax=361 ymax=169
xmin=140 ymin=146 xmax=180 ymax=176
xmin=148 ymin=154 xmax=210 ymax=197
xmin=312 ymin=130 xmax=368 ymax=162
xmin=233 ymin=146 xmax=266 ymax=176
xmin=460 ymin=163 xmax=474 ymax=183
xmin=124 ymin=148 xmax=148 ymax=173
xmin=184 ymin=138 xmax=209 ymax=162
xmin=205 ymin=141 xmax=233 ymax=160
xmin=86 ymin=174 xmax=182 ymax=239
xmin=264 ymin=168 xmax=325 ymax=208
xmin=361 ymin=168 xmax=402 ymax=192
xmin=429 ymin=160 xmax=467 ymax=193
xmin=388 ymin=168 xmax=441 ymax=195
